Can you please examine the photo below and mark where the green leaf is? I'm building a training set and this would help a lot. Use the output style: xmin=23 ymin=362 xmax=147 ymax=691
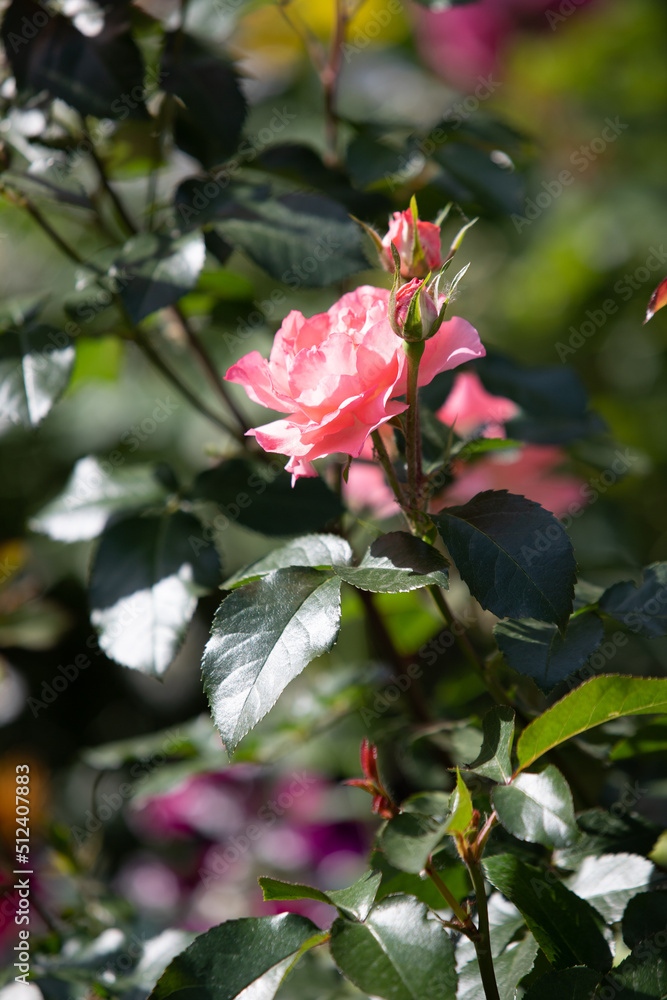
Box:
xmin=0 ymin=325 xmax=75 ymax=430
xmin=555 ymin=810 xmax=662 ymax=870
xmin=113 ymin=232 xmax=206 ymax=324
xmin=433 ymin=491 xmax=576 ymax=630
xmin=30 ymin=457 xmax=167 ymax=542
xmin=457 ymin=932 xmax=538 ymax=1000
xmin=434 ymin=142 xmax=524 ymax=216
xmin=330 ymin=895 xmax=457 ymax=1000
xmin=1 ymin=1 xmax=148 ymax=120
xmin=380 ymin=777 xmax=472 ymax=874
xmin=565 ymin=854 xmax=656 ymax=924
xmin=623 ymin=892 xmax=667 ymax=950
xmin=161 ymin=33 xmax=247 ymax=169
xmin=380 ymin=812 xmax=451 ymax=874
xmin=334 ymin=533 xmax=449 ymax=594
xmin=176 ymin=180 xmax=368 ymax=287
xmin=89 ymin=509 xmax=221 ymax=676
xmin=494 ymin=613 xmax=604 ymax=692
xmin=483 ymin=855 xmax=612 ymax=972
xmin=148 ymin=914 xmax=321 ymax=1000
xmin=223 ymin=534 xmax=353 ymax=589
xmin=464 ymin=706 xmax=515 ymax=784
xmin=259 ymin=871 xmax=381 ymax=922
xmin=202 ymin=568 xmax=342 ymax=752
xmin=492 ymin=765 xmax=579 ymax=848
xmin=599 ymin=563 xmax=667 ymax=638
xmin=448 ymin=768 xmax=473 ymax=834
xmin=516 ymin=676 xmax=667 ymax=773
xmin=522 ymin=967 xmax=600 ymax=1000
xmin=600 ymin=933 xmax=667 ymax=999
xmin=191 ymin=458 xmax=344 ymax=537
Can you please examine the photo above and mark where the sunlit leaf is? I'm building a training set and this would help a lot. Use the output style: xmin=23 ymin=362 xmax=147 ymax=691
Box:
xmin=516 ymin=676 xmax=667 ymax=772
xmin=203 ymin=568 xmax=342 ymax=752
xmin=330 ymin=895 xmax=457 ymax=1000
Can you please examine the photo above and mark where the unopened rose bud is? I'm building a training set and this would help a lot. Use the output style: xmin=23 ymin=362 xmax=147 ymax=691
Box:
xmin=390 ymin=277 xmax=443 ymax=343
xmin=380 ymin=199 xmax=443 ymax=279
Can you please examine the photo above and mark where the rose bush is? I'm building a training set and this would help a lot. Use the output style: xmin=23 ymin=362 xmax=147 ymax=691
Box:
xmin=225 ymin=285 xmax=484 ymax=482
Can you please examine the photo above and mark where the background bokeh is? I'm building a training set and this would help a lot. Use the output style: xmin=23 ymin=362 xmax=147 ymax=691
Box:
xmin=0 ymin=0 xmax=666 ymax=989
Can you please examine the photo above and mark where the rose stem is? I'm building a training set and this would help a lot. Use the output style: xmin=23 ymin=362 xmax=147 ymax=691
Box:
xmin=404 ymin=340 xmax=425 ymax=517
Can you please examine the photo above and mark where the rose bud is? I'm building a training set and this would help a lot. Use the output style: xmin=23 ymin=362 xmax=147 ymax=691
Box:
xmin=389 ymin=276 xmax=444 ymax=343
xmin=380 ymin=198 xmax=443 ymax=279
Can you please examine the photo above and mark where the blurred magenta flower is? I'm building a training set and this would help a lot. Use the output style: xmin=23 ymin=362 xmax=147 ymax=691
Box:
xmin=414 ymin=0 xmax=597 ymax=90
xmin=225 ymin=286 xmax=483 ymax=483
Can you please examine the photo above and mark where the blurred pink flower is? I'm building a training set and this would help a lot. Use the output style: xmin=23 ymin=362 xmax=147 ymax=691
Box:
xmin=435 ymin=444 xmax=585 ymax=518
xmin=226 ymin=286 xmax=484 ymax=483
xmin=436 ymin=371 xmax=518 ymax=438
xmin=345 ymin=371 xmax=585 ymax=519
xmin=381 ymin=208 xmax=443 ymax=278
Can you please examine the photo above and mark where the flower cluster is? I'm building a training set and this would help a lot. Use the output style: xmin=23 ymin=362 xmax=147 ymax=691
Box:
xmin=225 ymin=205 xmax=483 ymax=482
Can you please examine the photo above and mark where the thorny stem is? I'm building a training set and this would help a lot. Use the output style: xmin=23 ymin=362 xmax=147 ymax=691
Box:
xmin=467 ymin=859 xmax=501 ymax=1000
xmin=279 ymin=0 xmax=347 ymax=166
xmin=321 ymin=0 xmax=348 ymax=166
xmin=404 ymin=341 xmax=425 ymax=514
xmin=425 ymin=862 xmax=475 ymax=931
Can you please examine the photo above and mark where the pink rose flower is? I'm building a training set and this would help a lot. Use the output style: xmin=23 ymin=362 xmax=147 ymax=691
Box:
xmin=436 ymin=371 xmax=518 ymax=439
xmin=381 ymin=209 xmax=443 ymax=278
xmin=225 ymin=286 xmax=484 ymax=483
